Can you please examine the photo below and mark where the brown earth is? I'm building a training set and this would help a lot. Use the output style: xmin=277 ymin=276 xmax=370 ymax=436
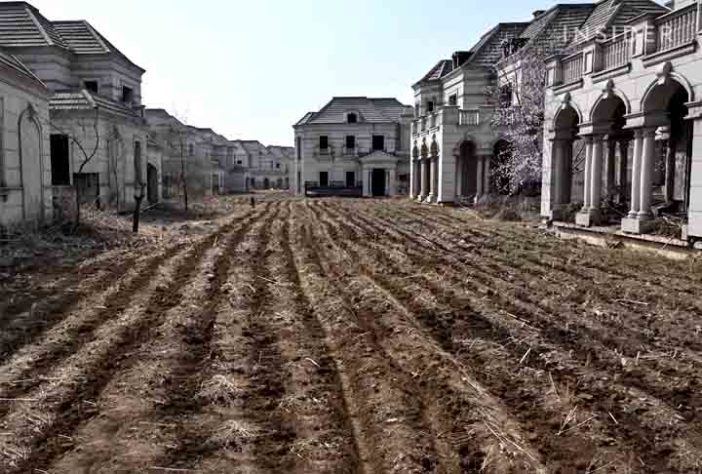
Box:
xmin=1 ymin=196 xmax=701 ymax=474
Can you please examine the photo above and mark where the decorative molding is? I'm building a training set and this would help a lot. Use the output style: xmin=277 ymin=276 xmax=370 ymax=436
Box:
xmin=591 ymin=63 xmax=631 ymax=84
xmin=642 ymin=41 xmax=697 ymax=68
xmin=553 ymin=79 xmax=584 ymax=95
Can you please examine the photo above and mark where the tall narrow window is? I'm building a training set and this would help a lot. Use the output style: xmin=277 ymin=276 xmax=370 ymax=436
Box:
xmin=346 ymin=135 xmax=356 ymax=149
xmin=319 ymin=136 xmax=329 ymax=150
xmin=372 ymin=135 xmax=385 ymax=151
xmin=296 ymin=136 xmax=302 ymax=161
xmin=426 ymin=101 xmax=435 ymax=113
xmin=50 ymin=134 xmax=71 ymax=185
xmin=122 ymin=86 xmax=134 ymax=104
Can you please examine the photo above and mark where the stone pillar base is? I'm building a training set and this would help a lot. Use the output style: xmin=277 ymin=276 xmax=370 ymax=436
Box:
xmin=416 ymin=195 xmax=426 ymax=203
xmin=425 ymin=194 xmax=436 ymax=204
xmin=575 ymin=208 xmax=602 ymax=227
xmin=550 ymin=204 xmax=570 ymax=222
xmin=621 ymin=216 xmax=654 ymax=234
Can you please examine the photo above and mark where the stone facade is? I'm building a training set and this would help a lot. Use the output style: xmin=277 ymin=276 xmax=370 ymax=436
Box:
xmin=293 ymin=97 xmax=413 ymax=197
xmin=542 ymin=0 xmax=702 ymax=239
xmin=0 ymin=2 xmax=149 ymax=213
xmin=0 ymin=49 xmax=51 ymax=229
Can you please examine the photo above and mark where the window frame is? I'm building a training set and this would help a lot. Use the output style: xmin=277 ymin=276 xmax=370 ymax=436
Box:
xmin=319 ymin=135 xmax=329 ymax=150
xmin=372 ymin=135 xmax=385 ymax=152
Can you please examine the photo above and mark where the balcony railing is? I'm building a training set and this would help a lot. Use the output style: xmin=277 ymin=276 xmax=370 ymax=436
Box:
xmin=562 ymin=53 xmax=584 ymax=83
xmin=459 ymin=109 xmax=480 ymax=126
xmin=655 ymin=4 xmax=697 ymax=54
xmin=601 ymin=33 xmax=631 ymax=70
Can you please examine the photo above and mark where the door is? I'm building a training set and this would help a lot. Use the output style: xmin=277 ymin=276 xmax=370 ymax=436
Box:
xmin=371 ymin=168 xmax=386 ymax=197
xmin=346 ymin=171 xmax=355 ymax=188
xmin=147 ymin=164 xmax=158 ymax=203
xmin=319 ymin=171 xmax=329 ymax=187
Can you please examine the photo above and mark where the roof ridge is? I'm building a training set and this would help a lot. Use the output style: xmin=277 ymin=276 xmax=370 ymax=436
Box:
xmin=25 ymin=3 xmax=53 ymax=46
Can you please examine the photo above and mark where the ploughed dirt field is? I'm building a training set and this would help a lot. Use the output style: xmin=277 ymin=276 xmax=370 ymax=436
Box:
xmin=1 ymin=196 xmax=702 ymax=473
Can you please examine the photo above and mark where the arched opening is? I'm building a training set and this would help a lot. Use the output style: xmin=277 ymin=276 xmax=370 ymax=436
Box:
xmin=19 ymin=113 xmax=44 ymax=224
xmin=551 ymin=105 xmax=581 ymax=221
xmin=588 ymin=95 xmax=630 ymax=224
xmin=147 ymin=164 xmax=159 ymax=204
xmin=491 ymin=140 xmax=513 ymax=195
xmin=643 ymin=79 xmax=692 ymax=218
xmin=263 ymin=177 xmax=270 ymax=189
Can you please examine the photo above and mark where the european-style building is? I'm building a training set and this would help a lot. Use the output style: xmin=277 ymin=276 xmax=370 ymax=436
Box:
xmin=0 ymin=48 xmax=51 ymax=229
xmin=0 ymin=1 xmax=151 ymax=213
xmin=293 ymin=97 xmax=413 ymax=197
xmin=541 ymin=0 xmax=702 ymax=242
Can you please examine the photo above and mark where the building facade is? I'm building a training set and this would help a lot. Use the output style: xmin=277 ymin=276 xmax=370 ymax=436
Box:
xmin=0 ymin=49 xmax=51 ymax=229
xmin=293 ymin=97 xmax=413 ymax=197
xmin=542 ymin=0 xmax=702 ymax=240
xmin=0 ymin=2 xmax=149 ymax=213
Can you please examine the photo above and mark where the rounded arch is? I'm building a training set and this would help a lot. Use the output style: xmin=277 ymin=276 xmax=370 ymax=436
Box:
xmin=641 ymin=72 xmax=694 ymax=113
xmin=450 ymin=133 xmax=479 ymax=156
xmin=420 ymin=138 xmax=428 ymax=159
xmin=17 ymin=104 xmax=45 ymax=223
xmin=589 ymin=88 xmax=631 ymax=123
xmin=553 ymin=104 xmax=581 ymax=139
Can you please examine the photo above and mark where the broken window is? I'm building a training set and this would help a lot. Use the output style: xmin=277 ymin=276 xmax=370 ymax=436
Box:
xmin=319 ymin=136 xmax=329 ymax=150
xmin=50 ymin=134 xmax=71 ymax=185
xmin=83 ymin=80 xmax=99 ymax=94
xmin=372 ymin=135 xmax=385 ymax=151
xmin=122 ymin=86 xmax=134 ymax=104
xmin=346 ymin=135 xmax=356 ymax=149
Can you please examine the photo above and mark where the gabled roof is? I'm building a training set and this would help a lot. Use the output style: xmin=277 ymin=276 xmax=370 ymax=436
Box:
xmin=418 ymin=59 xmax=454 ymax=83
xmin=0 ymin=2 xmax=67 ymax=48
xmin=51 ymin=90 xmax=142 ymax=119
xmin=296 ymin=97 xmax=410 ymax=126
xmin=467 ymin=22 xmax=529 ymax=67
xmin=524 ymin=4 xmax=596 ymax=51
xmin=572 ymin=0 xmax=668 ymax=44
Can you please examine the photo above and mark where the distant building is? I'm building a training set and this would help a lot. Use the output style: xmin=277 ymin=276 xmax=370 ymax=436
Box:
xmin=0 ymin=1 xmax=150 ymax=213
xmin=293 ymin=97 xmax=413 ymax=197
xmin=0 ymin=48 xmax=51 ymax=229
xmin=237 ymin=140 xmax=291 ymax=190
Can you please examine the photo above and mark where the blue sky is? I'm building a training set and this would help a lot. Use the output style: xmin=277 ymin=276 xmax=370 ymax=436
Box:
xmin=29 ymin=0 xmax=646 ymax=146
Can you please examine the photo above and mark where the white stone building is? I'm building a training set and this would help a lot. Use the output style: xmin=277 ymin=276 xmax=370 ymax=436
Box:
xmin=541 ymin=0 xmax=702 ymax=240
xmin=0 ymin=48 xmax=51 ymax=229
xmin=0 ymin=2 xmax=150 ymax=213
xmin=293 ymin=97 xmax=413 ymax=197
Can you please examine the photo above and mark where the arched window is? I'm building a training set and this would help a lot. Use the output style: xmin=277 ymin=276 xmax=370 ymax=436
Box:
xmin=347 ymin=113 xmax=358 ymax=124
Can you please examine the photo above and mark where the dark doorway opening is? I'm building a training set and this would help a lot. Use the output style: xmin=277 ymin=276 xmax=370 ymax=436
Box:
xmin=346 ymin=171 xmax=355 ymax=188
xmin=50 ymin=134 xmax=70 ymax=185
xmin=147 ymin=164 xmax=158 ymax=203
xmin=319 ymin=172 xmax=329 ymax=187
xmin=371 ymin=168 xmax=386 ymax=196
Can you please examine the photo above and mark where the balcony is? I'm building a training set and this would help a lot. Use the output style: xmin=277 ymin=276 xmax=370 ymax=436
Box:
xmin=412 ymin=106 xmax=480 ymax=137
xmin=548 ymin=3 xmax=699 ymax=92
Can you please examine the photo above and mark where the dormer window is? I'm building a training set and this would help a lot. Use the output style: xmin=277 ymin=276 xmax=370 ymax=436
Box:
xmin=83 ymin=80 xmax=98 ymax=94
xmin=347 ymin=113 xmax=358 ymax=123
xmin=499 ymin=84 xmax=513 ymax=107
xmin=122 ymin=86 xmax=134 ymax=104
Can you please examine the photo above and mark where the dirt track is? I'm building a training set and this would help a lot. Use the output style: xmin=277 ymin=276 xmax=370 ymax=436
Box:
xmin=1 ymin=197 xmax=701 ymax=473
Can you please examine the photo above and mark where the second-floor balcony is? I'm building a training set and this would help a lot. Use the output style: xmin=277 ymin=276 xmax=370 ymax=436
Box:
xmin=412 ymin=106 xmax=481 ymax=137
xmin=548 ymin=3 xmax=699 ymax=91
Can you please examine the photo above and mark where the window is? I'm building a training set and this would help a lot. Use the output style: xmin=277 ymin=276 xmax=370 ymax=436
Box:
xmin=83 ymin=80 xmax=99 ymax=94
xmin=499 ymin=84 xmax=513 ymax=107
xmin=346 ymin=135 xmax=356 ymax=149
xmin=426 ymin=101 xmax=435 ymax=113
xmin=347 ymin=113 xmax=358 ymax=123
xmin=50 ymin=134 xmax=71 ymax=185
xmin=276 ymin=162 xmax=281 ymax=169
xmin=296 ymin=136 xmax=302 ymax=161
xmin=319 ymin=136 xmax=329 ymax=150
xmin=188 ymin=144 xmax=194 ymax=156
xmin=346 ymin=171 xmax=355 ymax=188
xmin=372 ymin=135 xmax=385 ymax=151
xmin=0 ymin=98 xmax=5 ymax=188
xmin=319 ymin=171 xmax=329 ymax=187
xmin=449 ymin=94 xmax=458 ymax=106
xmin=121 ymin=86 xmax=134 ymax=104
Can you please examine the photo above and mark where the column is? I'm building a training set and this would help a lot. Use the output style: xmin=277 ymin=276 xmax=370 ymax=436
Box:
xmin=553 ymin=139 xmax=566 ymax=206
xmin=409 ymin=159 xmax=416 ymax=199
xmin=362 ymin=166 xmax=371 ymax=197
xmin=638 ymin=128 xmax=656 ymax=218
xmin=455 ymin=156 xmax=464 ymax=197
xmin=476 ymin=154 xmax=484 ymax=199
xmin=618 ymin=138 xmax=629 ymax=205
xmin=590 ymin=136 xmax=604 ymax=210
xmin=604 ymin=136 xmax=617 ymax=204
xmin=482 ymin=155 xmax=491 ymax=195
xmin=429 ymin=157 xmax=437 ymax=202
xmin=582 ymin=136 xmax=593 ymax=210
xmin=628 ymin=129 xmax=643 ymax=217
xmin=664 ymin=140 xmax=676 ymax=204
xmin=388 ymin=168 xmax=397 ymax=197
xmin=419 ymin=159 xmax=428 ymax=201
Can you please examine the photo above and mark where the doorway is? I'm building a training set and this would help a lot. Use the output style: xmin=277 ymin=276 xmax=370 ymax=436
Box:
xmin=346 ymin=171 xmax=355 ymax=188
xmin=319 ymin=172 xmax=329 ymax=187
xmin=147 ymin=164 xmax=158 ymax=204
xmin=371 ymin=168 xmax=386 ymax=197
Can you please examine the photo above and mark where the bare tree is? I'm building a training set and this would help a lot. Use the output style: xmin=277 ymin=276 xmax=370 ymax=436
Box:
xmin=489 ymin=46 xmax=548 ymax=194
